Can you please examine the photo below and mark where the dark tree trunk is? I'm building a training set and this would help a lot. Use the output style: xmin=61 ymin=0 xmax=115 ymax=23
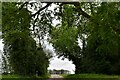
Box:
xmin=75 ymin=39 xmax=86 ymax=74
xmin=73 ymin=58 xmax=82 ymax=74
xmin=75 ymin=63 xmax=81 ymax=74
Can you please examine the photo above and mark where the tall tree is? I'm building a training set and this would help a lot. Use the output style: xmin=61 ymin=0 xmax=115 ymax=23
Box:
xmin=49 ymin=4 xmax=90 ymax=74
xmin=2 ymin=2 xmax=49 ymax=76
xmin=86 ymin=2 xmax=120 ymax=74
xmin=49 ymin=2 xmax=120 ymax=74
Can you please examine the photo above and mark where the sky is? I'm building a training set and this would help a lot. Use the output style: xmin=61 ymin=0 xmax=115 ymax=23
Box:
xmin=0 ymin=39 xmax=3 ymax=75
xmin=48 ymin=56 xmax=75 ymax=74
xmin=0 ymin=39 xmax=3 ymax=52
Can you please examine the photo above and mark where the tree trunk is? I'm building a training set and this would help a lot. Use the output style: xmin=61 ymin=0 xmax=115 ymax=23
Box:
xmin=75 ymin=64 xmax=81 ymax=74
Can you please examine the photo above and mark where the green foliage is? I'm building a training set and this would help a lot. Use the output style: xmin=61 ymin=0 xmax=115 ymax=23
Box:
xmin=35 ymin=47 xmax=49 ymax=76
xmin=50 ymin=4 xmax=90 ymax=74
xmin=51 ymin=26 xmax=78 ymax=55
xmin=50 ymin=5 xmax=81 ymax=63
xmin=85 ymin=3 xmax=120 ymax=74
xmin=2 ymin=2 xmax=120 ymax=76
xmin=50 ymin=2 xmax=120 ymax=75
xmin=2 ymin=2 xmax=49 ymax=76
xmin=0 ymin=2 xmax=2 ymax=33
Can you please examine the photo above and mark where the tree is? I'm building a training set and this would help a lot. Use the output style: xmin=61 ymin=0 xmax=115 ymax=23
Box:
xmin=49 ymin=2 xmax=120 ymax=75
xmin=2 ymin=1 xmax=120 ymax=75
xmin=2 ymin=2 xmax=49 ymax=76
xmin=86 ymin=2 xmax=120 ymax=74
xmin=49 ymin=4 xmax=90 ymax=74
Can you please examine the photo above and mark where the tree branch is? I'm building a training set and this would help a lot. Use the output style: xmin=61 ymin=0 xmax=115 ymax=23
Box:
xmin=18 ymin=1 xmax=91 ymax=19
xmin=59 ymin=2 xmax=91 ymax=19
xmin=19 ymin=2 xmax=29 ymax=10
xmin=31 ymin=3 xmax=52 ymax=17
xmin=74 ymin=2 xmax=91 ymax=19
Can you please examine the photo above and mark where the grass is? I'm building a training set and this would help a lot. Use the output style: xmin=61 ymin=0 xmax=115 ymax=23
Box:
xmin=2 ymin=74 xmax=21 ymax=78
xmin=60 ymin=74 xmax=68 ymax=77
xmin=63 ymin=74 xmax=120 ymax=80
xmin=2 ymin=73 xmax=120 ymax=80
xmin=47 ymin=74 xmax=51 ymax=78
xmin=2 ymin=74 xmax=49 ymax=80
xmin=65 ymin=74 xmax=120 ymax=78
